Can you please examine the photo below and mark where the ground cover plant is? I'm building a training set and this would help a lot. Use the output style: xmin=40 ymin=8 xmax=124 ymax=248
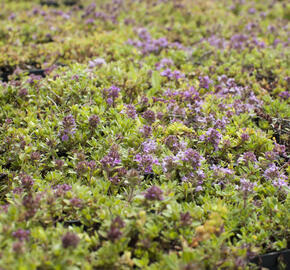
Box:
xmin=0 ymin=0 xmax=289 ymax=269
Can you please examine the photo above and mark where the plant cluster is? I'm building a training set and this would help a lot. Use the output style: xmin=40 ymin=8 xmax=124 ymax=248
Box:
xmin=0 ymin=0 xmax=289 ymax=269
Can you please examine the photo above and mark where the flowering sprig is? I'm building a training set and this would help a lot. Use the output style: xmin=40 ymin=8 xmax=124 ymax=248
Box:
xmin=237 ymin=178 xmax=257 ymax=208
xmin=107 ymin=216 xmax=125 ymax=242
xmin=12 ymin=229 xmax=30 ymax=241
xmin=177 ymin=148 xmax=203 ymax=170
xmin=160 ymin=69 xmax=185 ymax=80
xmin=102 ymin=85 xmax=121 ymax=107
xmin=263 ymin=164 xmax=288 ymax=188
xmin=134 ymin=153 xmax=159 ymax=174
xmin=60 ymin=114 xmax=76 ymax=142
xmin=200 ymin=128 xmax=222 ymax=150
xmin=62 ymin=232 xmax=80 ymax=248
xmin=144 ymin=185 xmax=164 ymax=201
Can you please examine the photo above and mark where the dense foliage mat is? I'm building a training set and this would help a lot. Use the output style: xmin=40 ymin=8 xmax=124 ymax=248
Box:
xmin=0 ymin=0 xmax=289 ymax=269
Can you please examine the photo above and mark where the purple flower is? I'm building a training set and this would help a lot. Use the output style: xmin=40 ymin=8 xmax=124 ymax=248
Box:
xmin=94 ymin=11 xmax=108 ymax=20
xmin=154 ymin=37 xmax=168 ymax=48
xmin=107 ymin=216 xmax=125 ymax=242
xmin=9 ymin=13 xmax=16 ymax=20
xmin=239 ymin=178 xmax=256 ymax=193
xmin=213 ymin=118 xmax=228 ymax=130
xmin=85 ymin=18 xmax=95 ymax=25
xmin=165 ymin=135 xmax=180 ymax=152
xmin=53 ymin=184 xmax=72 ymax=196
xmin=128 ymin=29 xmax=170 ymax=55
xmin=181 ymin=171 xmax=204 ymax=191
xmin=279 ymin=91 xmax=290 ymax=100
xmin=87 ymin=160 xmax=96 ymax=170
xmin=89 ymin=114 xmax=100 ymax=128
xmin=110 ymin=86 xmax=120 ymax=98
xmin=18 ymin=88 xmax=28 ymax=97
xmin=12 ymin=229 xmax=30 ymax=241
xmin=13 ymin=187 xmax=23 ymax=194
xmin=241 ymin=133 xmax=250 ymax=142
xmin=30 ymin=151 xmax=41 ymax=161
xmin=55 ymin=160 xmax=64 ymax=169
xmin=178 ymin=148 xmax=202 ymax=170
xmin=13 ymin=242 xmax=23 ymax=254
xmin=238 ymin=178 xmax=257 ymax=208
xmin=160 ymin=68 xmax=172 ymax=78
xmin=140 ymin=95 xmax=149 ymax=106
xmin=157 ymin=111 xmax=164 ymax=120
xmin=273 ymin=39 xmax=281 ymax=47
xmin=70 ymin=198 xmax=83 ymax=208
xmin=137 ymin=28 xmax=151 ymax=41
xmin=82 ymin=2 xmax=96 ymax=17
xmin=245 ymin=22 xmax=257 ymax=31
xmin=196 ymin=170 xmax=205 ymax=191
xmin=88 ymin=58 xmax=106 ymax=68
xmin=264 ymin=164 xmax=287 ymax=188
xmin=103 ymin=86 xmax=121 ymax=107
xmin=180 ymin=212 xmax=192 ymax=226
xmin=144 ymin=186 xmax=164 ymax=201
xmin=142 ymin=139 xmax=157 ymax=153
xmin=196 ymin=170 xmax=205 ymax=180
xmin=32 ymin=8 xmax=40 ymax=15
xmin=248 ymin=7 xmax=256 ymax=14
xmin=61 ymin=134 xmax=69 ymax=141
xmin=142 ymin=110 xmax=156 ymax=124
xmin=167 ymin=103 xmax=186 ymax=119
xmin=22 ymin=194 xmax=41 ymax=219
xmin=212 ymin=165 xmax=234 ymax=177
xmin=60 ymin=115 xmax=76 ymax=141
xmin=152 ymin=96 xmax=166 ymax=104
xmin=264 ymin=164 xmax=281 ymax=180
xmin=273 ymin=178 xmax=288 ymax=188
xmin=252 ymin=38 xmax=265 ymax=49
xmin=199 ymin=76 xmax=213 ymax=89
xmin=238 ymin=151 xmax=257 ymax=165
xmin=273 ymin=144 xmax=286 ymax=156
xmin=172 ymin=70 xmax=184 ymax=80
xmin=248 ymin=92 xmax=261 ymax=105
xmin=108 ymin=176 xmax=122 ymax=185
xmin=124 ymin=104 xmax=137 ymax=119
xmin=170 ymin=41 xmax=183 ymax=49
xmin=139 ymin=125 xmax=152 ymax=138
xmin=162 ymin=155 xmax=178 ymax=173
xmin=134 ymin=154 xmax=159 ymax=173
xmin=155 ymin=58 xmax=173 ymax=70
xmin=5 ymin=118 xmax=12 ymax=125
xmin=207 ymin=35 xmax=227 ymax=49
xmin=100 ymin=145 xmax=121 ymax=169
xmin=265 ymin=151 xmax=276 ymax=161
xmin=195 ymin=184 xmax=203 ymax=192
xmin=204 ymin=128 xmax=222 ymax=149
xmin=160 ymin=69 xmax=184 ymax=80
xmin=20 ymin=175 xmax=34 ymax=189
xmin=0 ymin=204 xmax=9 ymax=213
xmin=76 ymin=161 xmax=89 ymax=175
xmin=58 ymin=184 xmax=72 ymax=191
xmin=62 ymin=13 xmax=70 ymax=20
xmin=230 ymin=34 xmax=248 ymax=49
xmin=107 ymin=97 xmax=113 ymax=106
xmin=62 ymin=232 xmax=80 ymax=248
xmin=26 ymin=74 xmax=43 ymax=84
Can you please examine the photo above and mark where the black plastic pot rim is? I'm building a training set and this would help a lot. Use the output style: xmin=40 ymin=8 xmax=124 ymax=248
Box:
xmin=249 ymin=249 xmax=290 ymax=270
